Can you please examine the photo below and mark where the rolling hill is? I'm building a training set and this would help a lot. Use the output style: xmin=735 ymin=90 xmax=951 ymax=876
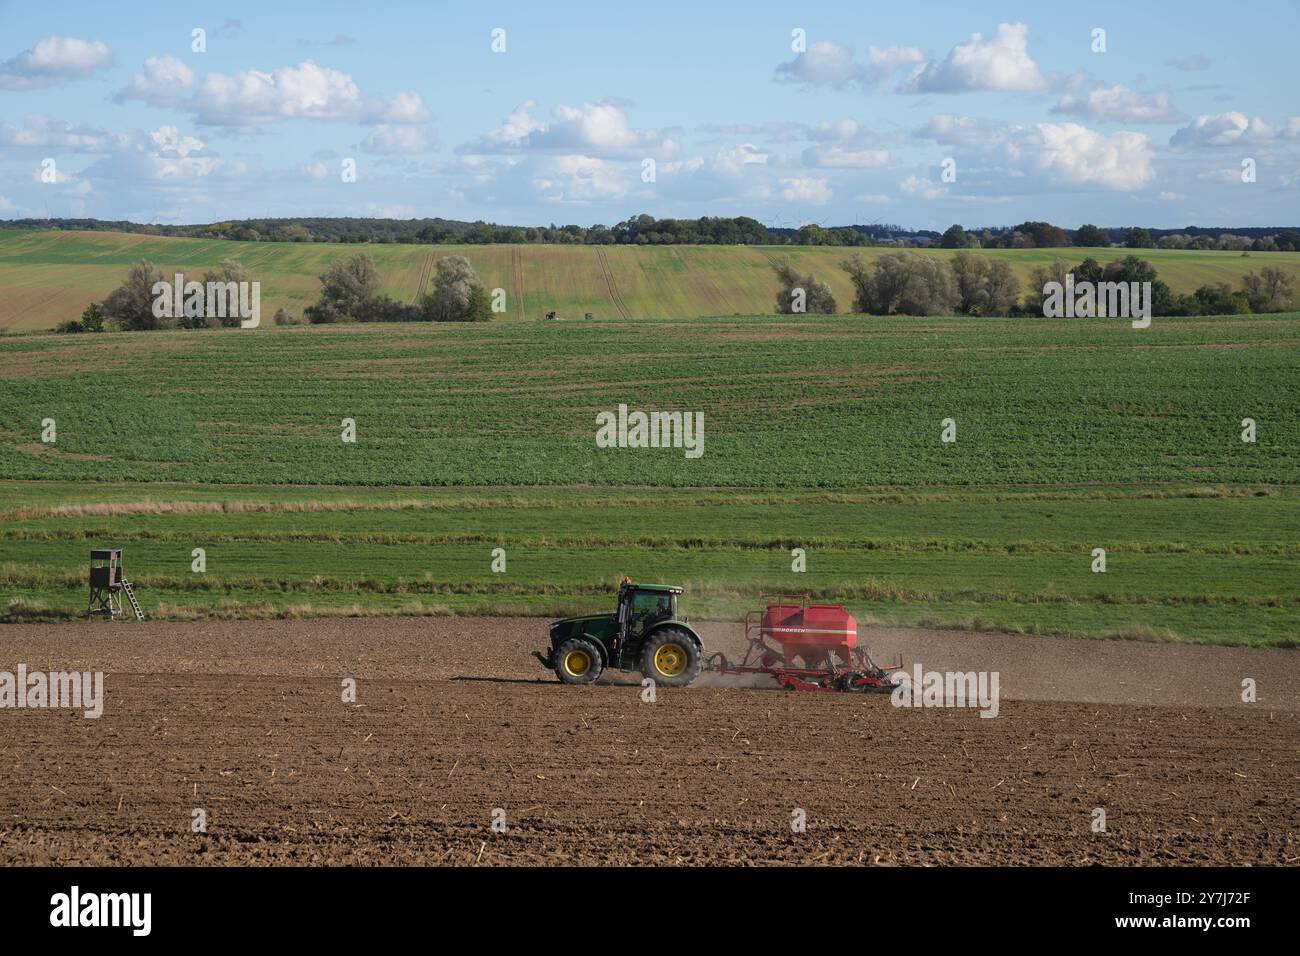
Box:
xmin=2 ymin=228 xmax=1299 ymax=331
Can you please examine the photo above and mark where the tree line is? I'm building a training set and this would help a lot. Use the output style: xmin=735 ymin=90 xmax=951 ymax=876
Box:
xmin=15 ymin=216 xmax=1300 ymax=251
xmin=55 ymin=253 xmax=492 ymax=332
xmin=772 ymin=252 xmax=1296 ymax=317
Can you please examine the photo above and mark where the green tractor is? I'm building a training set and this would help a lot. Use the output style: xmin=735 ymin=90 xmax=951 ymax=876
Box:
xmin=533 ymin=580 xmax=704 ymax=687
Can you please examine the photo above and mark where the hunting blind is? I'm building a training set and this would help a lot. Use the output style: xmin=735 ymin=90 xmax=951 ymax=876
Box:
xmin=87 ymin=548 xmax=145 ymax=620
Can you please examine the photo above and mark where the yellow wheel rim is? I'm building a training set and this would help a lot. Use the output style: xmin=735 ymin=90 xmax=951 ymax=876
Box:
xmin=562 ymin=649 xmax=592 ymax=677
xmin=654 ymin=642 xmax=687 ymax=677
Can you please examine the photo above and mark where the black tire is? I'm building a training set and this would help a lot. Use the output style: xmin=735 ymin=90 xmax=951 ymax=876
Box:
xmin=554 ymin=637 xmax=603 ymax=685
xmin=837 ymin=671 xmax=869 ymax=693
xmin=639 ymin=627 xmax=702 ymax=687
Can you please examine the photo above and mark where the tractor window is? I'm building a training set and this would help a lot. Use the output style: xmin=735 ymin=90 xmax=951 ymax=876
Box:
xmin=629 ymin=591 xmax=673 ymax=636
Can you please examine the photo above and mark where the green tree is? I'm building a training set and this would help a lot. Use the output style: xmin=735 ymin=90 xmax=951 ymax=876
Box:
xmin=1074 ymin=224 xmax=1109 ymax=247
xmin=80 ymin=302 xmax=106 ymax=332
xmin=772 ymin=260 xmax=837 ymax=314
xmin=1123 ymin=227 xmax=1154 ymax=248
xmin=939 ymin=224 xmax=975 ymax=248
xmin=102 ymin=260 xmax=170 ymax=330
xmin=304 ymin=254 xmax=381 ymax=323
xmin=424 ymin=255 xmax=490 ymax=321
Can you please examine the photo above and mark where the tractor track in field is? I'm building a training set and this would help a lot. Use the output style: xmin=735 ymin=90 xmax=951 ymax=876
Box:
xmin=0 ymin=617 xmax=1295 ymax=866
xmin=512 ymin=246 xmax=526 ymax=320
xmin=413 ymin=251 xmax=435 ymax=305
xmin=596 ymin=247 xmax=632 ymax=319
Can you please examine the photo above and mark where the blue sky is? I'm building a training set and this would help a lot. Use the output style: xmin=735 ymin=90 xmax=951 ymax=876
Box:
xmin=1 ymin=0 xmax=1297 ymax=229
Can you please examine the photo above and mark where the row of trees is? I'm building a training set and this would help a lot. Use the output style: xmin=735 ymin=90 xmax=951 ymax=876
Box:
xmin=56 ymin=254 xmax=493 ymax=332
xmin=57 ymin=260 xmax=257 ymax=332
xmin=773 ymin=252 xmax=1296 ymax=317
xmin=941 ymin=223 xmax=1300 ymax=252
xmin=775 ymin=251 xmax=1022 ymax=317
xmin=302 ymin=254 xmax=492 ymax=323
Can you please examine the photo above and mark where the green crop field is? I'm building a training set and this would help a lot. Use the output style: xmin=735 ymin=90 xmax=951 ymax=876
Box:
xmin=3 ymin=228 xmax=1299 ymax=331
xmin=0 ymin=314 xmax=1296 ymax=645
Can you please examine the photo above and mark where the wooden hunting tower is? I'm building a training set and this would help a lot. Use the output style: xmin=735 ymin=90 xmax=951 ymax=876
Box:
xmin=87 ymin=548 xmax=145 ymax=620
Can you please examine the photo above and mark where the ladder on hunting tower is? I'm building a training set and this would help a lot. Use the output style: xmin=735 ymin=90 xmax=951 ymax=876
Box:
xmin=87 ymin=548 xmax=145 ymax=620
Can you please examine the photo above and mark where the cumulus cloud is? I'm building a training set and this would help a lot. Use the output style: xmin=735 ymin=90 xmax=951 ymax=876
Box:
xmin=916 ymin=117 xmax=1155 ymax=191
xmin=1170 ymin=112 xmax=1300 ymax=148
xmin=187 ymin=60 xmax=431 ymax=126
xmin=115 ymin=55 xmax=195 ymax=107
xmin=116 ymin=58 xmax=432 ymax=128
xmin=802 ymin=145 xmax=889 ymax=168
xmin=780 ymin=176 xmax=832 ymax=203
xmin=774 ymin=41 xmax=921 ymax=90
xmin=533 ymin=154 xmax=630 ymax=201
xmin=0 ymin=115 xmax=131 ymax=152
xmin=903 ymin=23 xmax=1047 ymax=93
xmin=916 ymin=114 xmax=1011 ymax=147
xmin=1052 ymin=86 xmax=1183 ymax=124
xmin=1030 ymin=122 xmax=1154 ymax=191
xmin=150 ymin=125 xmax=204 ymax=157
xmin=698 ymin=118 xmax=867 ymax=145
xmin=775 ymin=41 xmax=860 ymax=88
xmin=461 ymin=100 xmax=675 ymax=158
xmin=361 ymin=124 xmax=438 ymax=154
xmin=899 ymin=174 xmax=949 ymax=199
xmin=0 ymin=36 xmax=112 ymax=91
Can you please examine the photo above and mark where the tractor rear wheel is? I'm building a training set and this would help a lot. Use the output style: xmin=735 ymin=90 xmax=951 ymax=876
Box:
xmin=554 ymin=637 xmax=603 ymax=685
xmin=639 ymin=627 xmax=702 ymax=687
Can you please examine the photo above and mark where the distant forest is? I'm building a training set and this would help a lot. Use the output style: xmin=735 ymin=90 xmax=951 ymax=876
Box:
xmin=3 ymin=214 xmax=1299 ymax=250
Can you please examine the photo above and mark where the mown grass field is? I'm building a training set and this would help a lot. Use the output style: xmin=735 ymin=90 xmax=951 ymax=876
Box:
xmin=0 ymin=314 xmax=1296 ymax=645
xmin=0 ymin=481 xmax=1296 ymax=645
xmin=3 ymin=228 xmax=1299 ymax=330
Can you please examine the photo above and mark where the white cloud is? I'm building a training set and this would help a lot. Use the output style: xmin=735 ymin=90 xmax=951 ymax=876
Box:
xmin=899 ymin=174 xmax=948 ymax=199
xmin=150 ymin=125 xmax=204 ymax=157
xmin=0 ymin=195 xmax=14 ymax=211
xmin=864 ymin=45 xmax=925 ymax=87
xmin=0 ymin=36 xmax=112 ymax=91
xmin=780 ymin=176 xmax=832 ymax=203
xmin=533 ymin=154 xmax=630 ymax=201
xmin=1052 ymin=86 xmax=1182 ymax=124
xmin=916 ymin=114 xmax=1011 ymax=147
xmin=361 ymin=125 xmax=438 ymax=154
xmin=903 ymin=23 xmax=1047 ymax=93
xmin=1030 ymin=123 xmax=1154 ymax=191
xmin=1170 ymin=112 xmax=1300 ymax=148
xmin=802 ymin=145 xmax=889 ymax=168
xmin=709 ymin=143 xmax=769 ymax=175
xmin=177 ymin=59 xmax=431 ymax=127
xmin=775 ymin=41 xmax=860 ymax=89
xmin=0 ymin=115 xmax=131 ymax=152
xmin=774 ymin=41 xmax=921 ymax=90
xmin=115 ymin=55 xmax=195 ymax=107
xmin=463 ymin=100 xmax=674 ymax=158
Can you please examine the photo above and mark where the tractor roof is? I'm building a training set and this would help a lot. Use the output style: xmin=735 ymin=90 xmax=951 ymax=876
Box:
xmin=627 ymin=583 xmax=682 ymax=594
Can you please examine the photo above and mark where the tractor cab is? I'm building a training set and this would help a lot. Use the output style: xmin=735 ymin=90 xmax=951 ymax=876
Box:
xmin=618 ymin=581 xmax=678 ymax=641
xmin=534 ymin=579 xmax=703 ymax=687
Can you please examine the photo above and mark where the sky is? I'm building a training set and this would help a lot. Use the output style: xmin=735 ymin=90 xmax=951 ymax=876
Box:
xmin=1 ymin=0 xmax=1297 ymax=230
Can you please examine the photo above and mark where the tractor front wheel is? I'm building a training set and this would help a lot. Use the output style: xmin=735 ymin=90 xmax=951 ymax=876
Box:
xmin=639 ymin=628 xmax=702 ymax=687
xmin=554 ymin=637 xmax=603 ymax=685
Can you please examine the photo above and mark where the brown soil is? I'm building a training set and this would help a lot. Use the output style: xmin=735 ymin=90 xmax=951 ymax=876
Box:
xmin=0 ymin=617 xmax=1295 ymax=866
